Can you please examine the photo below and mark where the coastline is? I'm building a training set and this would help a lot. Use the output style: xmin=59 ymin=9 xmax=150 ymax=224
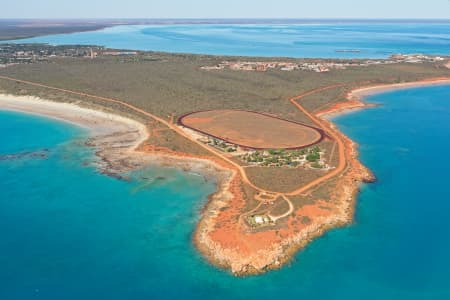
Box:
xmin=0 ymin=94 xmax=242 ymax=272
xmin=1 ymin=77 xmax=450 ymax=276
xmin=317 ymin=78 xmax=450 ymax=120
xmin=193 ymin=99 xmax=375 ymax=275
xmin=193 ymin=77 xmax=450 ymax=275
xmin=348 ymin=78 xmax=450 ymax=101
xmin=0 ymin=93 xmax=148 ymax=146
xmin=0 ymin=93 xmax=236 ymax=182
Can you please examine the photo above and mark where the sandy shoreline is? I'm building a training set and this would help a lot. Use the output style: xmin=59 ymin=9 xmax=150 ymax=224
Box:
xmin=317 ymin=78 xmax=450 ymax=120
xmin=1 ymin=77 xmax=450 ymax=276
xmin=0 ymin=94 xmax=148 ymax=146
xmin=0 ymin=93 xmax=234 ymax=182
xmin=349 ymin=78 xmax=450 ymax=100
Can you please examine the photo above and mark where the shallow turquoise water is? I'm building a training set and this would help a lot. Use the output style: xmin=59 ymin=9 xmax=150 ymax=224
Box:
xmin=4 ymin=23 xmax=450 ymax=58
xmin=1 ymin=84 xmax=450 ymax=299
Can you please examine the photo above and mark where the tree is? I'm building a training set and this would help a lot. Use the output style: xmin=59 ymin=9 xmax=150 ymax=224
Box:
xmin=306 ymin=152 xmax=320 ymax=162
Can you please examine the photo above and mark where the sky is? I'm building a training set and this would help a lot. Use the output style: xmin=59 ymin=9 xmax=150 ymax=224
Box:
xmin=2 ymin=0 xmax=450 ymax=19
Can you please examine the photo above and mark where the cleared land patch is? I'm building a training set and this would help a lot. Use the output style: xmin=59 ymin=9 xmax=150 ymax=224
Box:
xmin=179 ymin=110 xmax=323 ymax=150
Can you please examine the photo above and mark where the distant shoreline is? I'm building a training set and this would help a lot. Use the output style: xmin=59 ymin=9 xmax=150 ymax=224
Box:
xmin=317 ymin=78 xmax=450 ymax=119
xmin=3 ymin=18 xmax=450 ymax=24
xmin=349 ymin=78 xmax=450 ymax=99
xmin=2 ymin=18 xmax=450 ymax=44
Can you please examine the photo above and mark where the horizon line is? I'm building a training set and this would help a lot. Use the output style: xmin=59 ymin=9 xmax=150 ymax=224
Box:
xmin=1 ymin=17 xmax=450 ymax=21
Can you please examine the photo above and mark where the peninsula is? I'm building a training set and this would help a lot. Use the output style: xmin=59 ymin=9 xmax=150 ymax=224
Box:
xmin=1 ymin=44 xmax=449 ymax=275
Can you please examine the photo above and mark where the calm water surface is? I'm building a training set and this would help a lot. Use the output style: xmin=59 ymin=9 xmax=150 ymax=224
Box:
xmin=1 ymin=84 xmax=450 ymax=299
xmin=4 ymin=23 xmax=450 ymax=58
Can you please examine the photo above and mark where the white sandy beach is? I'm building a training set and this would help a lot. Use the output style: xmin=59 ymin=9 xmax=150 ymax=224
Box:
xmin=0 ymin=93 xmax=232 ymax=181
xmin=349 ymin=78 xmax=450 ymax=100
xmin=318 ymin=78 xmax=450 ymax=120
xmin=0 ymin=93 xmax=149 ymax=150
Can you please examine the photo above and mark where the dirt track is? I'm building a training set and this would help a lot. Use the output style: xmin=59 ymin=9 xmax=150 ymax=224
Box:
xmin=4 ymin=74 xmax=449 ymax=221
xmin=0 ymin=75 xmax=266 ymax=194
xmin=287 ymin=84 xmax=348 ymax=195
xmin=0 ymin=75 xmax=350 ymax=221
xmin=179 ymin=109 xmax=323 ymax=150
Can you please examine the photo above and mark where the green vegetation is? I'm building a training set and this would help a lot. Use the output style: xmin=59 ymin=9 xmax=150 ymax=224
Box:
xmin=306 ymin=146 xmax=322 ymax=162
xmin=0 ymin=43 xmax=103 ymax=64
xmin=241 ymin=146 xmax=325 ymax=168
xmin=0 ymin=20 xmax=111 ymax=41
xmin=300 ymin=216 xmax=312 ymax=225
xmin=310 ymin=162 xmax=323 ymax=169
xmin=245 ymin=165 xmax=325 ymax=193
xmin=0 ymin=45 xmax=448 ymax=194
xmin=206 ymin=138 xmax=237 ymax=152
xmin=2 ymin=49 xmax=448 ymax=126
xmin=268 ymin=149 xmax=284 ymax=155
xmin=306 ymin=153 xmax=320 ymax=162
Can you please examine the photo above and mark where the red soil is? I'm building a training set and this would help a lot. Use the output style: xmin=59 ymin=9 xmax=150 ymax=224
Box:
xmin=3 ymin=75 xmax=446 ymax=275
xmin=179 ymin=109 xmax=323 ymax=150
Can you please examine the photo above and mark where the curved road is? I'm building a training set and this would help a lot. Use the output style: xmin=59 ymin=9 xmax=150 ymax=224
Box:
xmin=0 ymin=75 xmax=264 ymax=193
xmin=287 ymin=84 xmax=348 ymax=196
xmin=0 ymin=75 xmax=351 ymax=222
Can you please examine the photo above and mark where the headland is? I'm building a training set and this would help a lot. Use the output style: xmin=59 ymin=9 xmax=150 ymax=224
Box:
xmin=0 ymin=45 xmax=449 ymax=275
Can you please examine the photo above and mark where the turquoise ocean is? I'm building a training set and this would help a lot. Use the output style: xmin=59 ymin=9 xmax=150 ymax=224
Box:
xmin=1 ymin=83 xmax=450 ymax=300
xmin=5 ymin=23 xmax=450 ymax=58
xmin=1 ymin=23 xmax=450 ymax=299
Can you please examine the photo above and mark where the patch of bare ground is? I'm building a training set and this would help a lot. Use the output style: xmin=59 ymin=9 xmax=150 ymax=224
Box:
xmin=144 ymin=122 xmax=212 ymax=157
xmin=179 ymin=109 xmax=322 ymax=149
xmin=245 ymin=166 xmax=327 ymax=194
xmin=267 ymin=196 xmax=291 ymax=216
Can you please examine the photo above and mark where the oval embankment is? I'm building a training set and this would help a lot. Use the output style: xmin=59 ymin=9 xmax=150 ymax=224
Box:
xmin=178 ymin=110 xmax=324 ymax=150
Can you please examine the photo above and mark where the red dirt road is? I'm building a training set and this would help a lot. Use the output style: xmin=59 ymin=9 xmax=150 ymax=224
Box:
xmin=0 ymin=75 xmax=348 ymax=197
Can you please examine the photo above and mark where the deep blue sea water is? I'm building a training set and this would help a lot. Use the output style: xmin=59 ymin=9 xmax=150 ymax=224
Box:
xmin=1 ymin=84 xmax=450 ymax=299
xmin=4 ymin=23 xmax=450 ymax=58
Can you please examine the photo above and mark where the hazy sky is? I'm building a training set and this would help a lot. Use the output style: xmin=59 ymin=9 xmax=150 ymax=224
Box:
xmin=3 ymin=0 xmax=450 ymax=19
